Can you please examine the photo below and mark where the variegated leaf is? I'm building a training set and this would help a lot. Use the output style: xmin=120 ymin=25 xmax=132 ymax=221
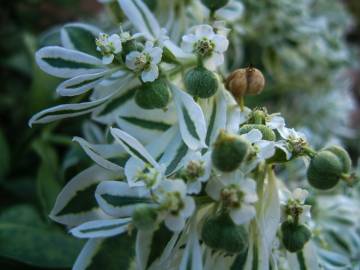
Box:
xmin=95 ymin=181 xmax=151 ymax=217
xmin=117 ymin=0 xmax=161 ymax=40
xmin=70 ymin=218 xmax=131 ymax=238
xmin=61 ymin=23 xmax=101 ymax=56
xmin=136 ymin=230 xmax=154 ymax=270
xmin=36 ymin=46 xmax=105 ymax=78
xmin=170 ymin=84 xmax=207 ymax=151
xmin=50 ymin=165 xmax=122 ymax=227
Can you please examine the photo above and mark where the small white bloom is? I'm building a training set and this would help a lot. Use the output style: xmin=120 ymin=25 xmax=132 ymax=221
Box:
xmin=156 ymin=179 xmax=195 ymax=232
xmin=280 ymin=188 xmax=311 ymax=224
xmin=206 ymin=172 xmax=258 ymax=225
xmin=96 ymin=33 xmax=122 ymax=64
xmin=181 ymin=24 xmax=229 ymax=69
xmin=278 ymin=127 xmax=307 ymax=141
xmin=135 ymin=165 xmax=164 ymax=189
xmin=126 ymin=41 xmax=163 ymax=82
xmin=241 ymin=129 xmax=276 ymax=160
xmin=266 ymin=114 xmax=286 ymax=130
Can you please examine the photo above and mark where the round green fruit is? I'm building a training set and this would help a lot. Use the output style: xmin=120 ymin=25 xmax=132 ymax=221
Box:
xmin=132 ymin=204 xmax=158 ymax=231
xmin=201 ymin=0 xmax=229 ymax=12
xmin=307 ymin=150 xmax=343 ymax=190
xmin=239 ymin=124 xmax=276 ymax=141
xmin=184 ymin=66 xmax=218 ymax=98
xmin=324 ymin=146 xmax=351 ymax=174
xmin=201 ymin=212 xmax=248 ymax=254
xmin=212 ymin=131 xmax=249 ymax=172
xmin=135 ymin=78 xmax=170 ymax=110
xmin=281 ymin=221 xmax=311 ymax=253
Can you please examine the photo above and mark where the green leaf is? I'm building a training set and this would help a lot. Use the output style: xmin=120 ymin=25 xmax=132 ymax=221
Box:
xmin=0 ymin=204 xmax=44 ymax=228
xmin=73 ymin=233 xmax=135 ymax=270
xmin=0 ymin=129 xmax=10 ymax=181
xmin=147 ymin=224 xmax=174 ymax=268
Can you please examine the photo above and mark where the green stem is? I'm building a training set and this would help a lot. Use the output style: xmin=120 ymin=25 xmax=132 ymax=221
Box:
xmin=302 ymin=146 xmax=316 ymax=158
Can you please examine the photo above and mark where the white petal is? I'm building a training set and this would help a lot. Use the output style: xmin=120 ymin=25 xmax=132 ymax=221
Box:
xmin=160 ymin=179 xmax=187 ymax=196
xmin=257 ymin=140 xmax=275 ymax=159
xmin=141 ymin=64 xmax=159 ymax=82
xmin=102 ymin=54 xmax=114 ymax=65
xmin=181 ymin=34 xmax=197 ymax=52
xmin=279 ymin=189 xmax=292 ymax=205
xmin=109 ymin=34 xmax=122 ymax=53
xmin=125 ymin=51 xmax=141 ymax=70
xmin=182 ymin=197 xmax=195 ymax=218
xmin=187 ymin=180 xmax=202 ymax=195
xmin=229 ymin=205 xmax=256 ymax=225
xmin=165 ymin=215 xmax=185 ymax=232
xmin=293 ymin=188 xmax=308 ymax=203
xmin=149 ymin=47 xmax=163 ymax=64
xmin=208 ymin=53 xmax=224 ymax=68
xmin=267 ymin=116 xmax=285 ymax=130
xmin=205 ymin=178 xmax=223 ymax=201
xmin=213 ymin=34 xmax=229 ymax=53
xmin=242 ymin=129 xmax=262 ymax=143
xmin=195 ymin=25 xmax=214 ymax=39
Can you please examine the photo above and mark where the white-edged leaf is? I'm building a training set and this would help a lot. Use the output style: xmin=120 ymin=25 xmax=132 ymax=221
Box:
xmin=70 ymin=218 xmax=131 ymax=238
xmin=50 ymin=165 xmax=122 ymax=227
xmin=73 ymin=137 xmax=124 ymax=172
xmin=36 ymin=46 xmax=104 ymax=78
xmin=57 ymin=70 xmax=109 ymax=96
xmin=125 ymin=126 xmax=177 ymax=187
xmin=95 ymin=180 xmax=150 ymax=217
xmin=170 ymin=84 xmax=207 ymax=151
xmin=61 ymin=23 xmax=101 ymax=56
xmin=110 ymin=128 xmax=159 ymax=168
xmin=29 ymin=94 xmax=112 ymax=126
xmin=117 ymin=0 xmax=161 ymax=40
xmin=73 ymin=238 xmax=103 ymax=270
xmin=136 ymin=230 xmax=154 ymax=270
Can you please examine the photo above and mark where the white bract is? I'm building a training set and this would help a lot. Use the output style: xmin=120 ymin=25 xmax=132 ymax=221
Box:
xmin=280 ymin=188 xmax=311 ymax=223
xmin=181 ymin=24 xmax=229 ymax=69
xmin=96 ymin=33 xmax=122 ymax=64
xmin=126 ymin=41 xmax=163 ymax=82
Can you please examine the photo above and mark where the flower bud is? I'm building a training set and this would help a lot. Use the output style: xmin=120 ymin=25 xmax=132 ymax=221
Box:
xmin=225 ymin=68 xmax=265 ymax=99
xmin=135 ymin=78 xmax=171 ymax=110
xmin=201 ymin=212 xmax=248 ymax=254
xmin=212 ymin=130 xmax=249 ymax=172
xmin=201 ymin=0 xmax=230 ymax=12
xmin=132 ymin=204 xmax=158 ymax=231
xmin=281 ymin=221 xmax=311 ymax=253
xmin=239 ymin=124 xmax=276 ymax=141
xmin=324 ymin=146 xmax=352 ymax=174
xmin=307 ymin=150 xmax=343 ymax=190
xmin=184 ymin=66 xmax=218 ymax=98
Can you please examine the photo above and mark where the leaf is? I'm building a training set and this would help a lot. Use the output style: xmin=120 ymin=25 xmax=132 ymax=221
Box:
xmin=73 ymin=137 xmax=124 ymax=172
xmin=73 ymin=233 xmax=135 ymax=270
xmin=33 ymin=140 xmax=61 ymax=216
xmin=29 ymin=93 xmax=113 ymax=126
xmin=117 ymin=0 xmax=161 ymax=40
xmin=0 ymin=129 xmax=10 ymax=181
xmin=0 ymin=223 xmax=83 ymax=268
xmin=57 ymin=70 xmax=110 ymax=96
xmin=61 ymin=23 xmax=101 ymax=56
xmin=170 ymin=84 xmax=207 ymax=151
xmin=50 ymin=165 xmax=122 ymax=227
xmin=95 ymin=181 xmax=151 ymax=217
xmin=0 ymin=204 xmax=44 ymax=228
xmin=147 ymin=224 xmax=174 ymax=268
xmin=70 ymin=218 xmax=131 ymax=238
xmin=136 ymin=230 xmax=154 ymax=270
xmin=110 ymin=128 xmax=159 ymax=168
xmin=36 ymin=46 xmax=105 ymax=78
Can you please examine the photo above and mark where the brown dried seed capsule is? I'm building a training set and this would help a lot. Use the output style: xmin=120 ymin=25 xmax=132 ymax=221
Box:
xmin=225 ymin=67 xmax=265 ymax=98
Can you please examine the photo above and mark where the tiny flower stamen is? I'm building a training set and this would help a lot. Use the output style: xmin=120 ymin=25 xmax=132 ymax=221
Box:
xmin=221 ymin=185 xmax=244 ymax=208
xmin=194 ymin=38 xmax=215 ymax=56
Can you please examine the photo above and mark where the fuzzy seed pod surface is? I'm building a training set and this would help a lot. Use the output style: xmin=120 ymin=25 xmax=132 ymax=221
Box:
xmin=135 ymin=78 xmax=170 ymax=109
xmin=226 ymin=68 xmax=265 ymax=99
xmin=184 ymin=66 xmax=218 ymax=98
xmin=212 ymin=131 xmax=249 ymax=172
xmin=201 ymin=213 xmax=248 ymax=254
xmin=281 ymin=221 xmax=311 ymax=253
xmin=307 ymin=150 xmax=343 ymax=190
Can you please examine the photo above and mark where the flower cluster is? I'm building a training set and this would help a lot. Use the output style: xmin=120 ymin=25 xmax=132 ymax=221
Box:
xmin=30 ymin=0 xmax=358 ymax=269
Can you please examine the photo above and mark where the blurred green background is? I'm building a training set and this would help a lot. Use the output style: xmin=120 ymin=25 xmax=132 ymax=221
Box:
xmin=0 ymin=0 xmax=359 ymax=269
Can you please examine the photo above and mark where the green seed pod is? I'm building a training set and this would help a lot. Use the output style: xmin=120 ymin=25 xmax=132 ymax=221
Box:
xmin=239 ymin=124 xmax=276 ymax=141
xmin=201 ymin=212 xmax=248 ymax=254
xmin=324 ymin=146 xmax=352 ymax=174
xmin=201 ymin=0 xmax=230 ymax=12
xmin=307 ymin=150 xmax=343 ymax=190
xmin=281 ymin=221 xmax=311 ymax=253
xmin=212 ymin=130 xmax=249 ymax=172
xmin=184 ymin=66 xmax=218 ymax=98
xmin=132 ymin=204 xmax=158 ymax=231
xmin=135 ymin=78 xmax=171 ymax=110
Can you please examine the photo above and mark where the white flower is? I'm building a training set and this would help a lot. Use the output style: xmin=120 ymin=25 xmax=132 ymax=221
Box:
xmin=206 ymin=172 xmax=258 ymax=225
xmin=266 ymin=114 xmax=286 ymax=130
xmin=181 ymin=151 xmax=212 ymax=194
xmin=155 ymin=179 xmax=195 ymax=231
xmin=278 ymin=127 xmax=307 ymax=141
xmin=181 ymin=24 xmax=229 ymax=69
xmin=96 ymin=33 xmax=122 ymax=64
xmin=125 ymin=41 xmax=163 ymax=82
xmin=280 ymin=188 xmax=311 ymax=224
